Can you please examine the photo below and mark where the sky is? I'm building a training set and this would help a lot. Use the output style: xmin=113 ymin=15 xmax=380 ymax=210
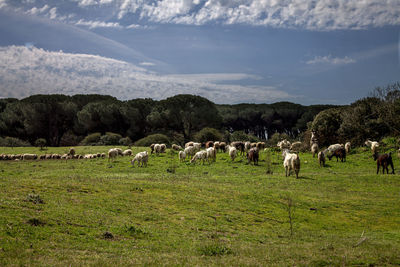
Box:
xmin=0 ymin=0 xmax=399 ymax=105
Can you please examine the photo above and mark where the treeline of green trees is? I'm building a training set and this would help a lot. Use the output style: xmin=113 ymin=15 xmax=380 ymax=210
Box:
xmin=0 ymin=93 xmax=333 ymax=147
xmin=311 ymin=82 xmax=400 ymax=147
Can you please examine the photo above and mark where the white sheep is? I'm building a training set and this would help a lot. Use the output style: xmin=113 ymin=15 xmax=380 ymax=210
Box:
xmin=160 ymin=144 xmax=167 ymax=153
xmin=190 ymin=150 xmax=207 ymax=164
xmin=69 ymin=147 xmax=76 ymax=156
xmin=365 ymin=140 xmax=379 ymax=154
xmin=122 ymin=149 xmax=132 ymax=156
xmin=327 ymin=144 xmax=344 ymax=153
xmin=172 ymin=144 xmax=182 ymax=151
xmin=193 ymin=142 xmax=201 ymax=152
xmin=206 ymin=147 xmax=216 ymax=163
xmin=311 ymin=143 xmax=319 ymax=158
xmin=345 ymin=142 xmax=351 ymax=154
xmin=131 ymin=151 xmax=148 ymax=167
xmin=114 ymin=148 xmax=123 ymax=156
xmin=318 ymin=151 xmax=325 ymax=167
xmin=108 ymin=148 xmax=119 ymax=161
xmin=277 ymin=139 xmax=291 ymax=150
xmin=178 ymin=151 xmax=186 ymax=162
xmin=22 ymin=153 xmax=37 ymax=160
xmin=184 ymin=146 xmax=195 ymax=158
xmin=290 ymin=141 xmax=302 ymax=151
xmin=185 ymin=141 xmax=194 ymax=148
xmin=228 ymin=146 xmax=237 ymax=161
xmin=282 ymin=149 xmax=300 ymax=178
xmin=154 ymin=144 xmax=162 ymax=154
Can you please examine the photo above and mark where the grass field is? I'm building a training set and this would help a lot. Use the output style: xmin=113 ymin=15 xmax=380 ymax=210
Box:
xmin=0 ymin=146 xmax=399 ymax=266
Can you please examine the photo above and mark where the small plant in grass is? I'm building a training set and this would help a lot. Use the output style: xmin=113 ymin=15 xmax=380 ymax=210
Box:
xmin=27 ymin=218 xmax=45 ymax=226
xmin=282 ymin=195 xmax=295 ymax=238
xmin=26 ymin=193 xmax=44 ymax=204
xmin=199 ymin=243 xmax=233 ymax=256
xmin=126 ymin=225 xmax=149 ymax=239
xmin=265 ymin=148 xmax=273 ymax=174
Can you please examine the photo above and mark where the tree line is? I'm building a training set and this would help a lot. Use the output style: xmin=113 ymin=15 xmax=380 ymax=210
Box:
xmin=0 ymin=93 xmax=334 ymax=147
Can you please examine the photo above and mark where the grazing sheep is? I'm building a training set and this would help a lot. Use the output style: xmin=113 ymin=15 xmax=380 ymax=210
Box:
xmin=205 ymin=141 xmax=214 ymax=148
xmin=172 ymin=144 xmax=182 ymax=151
xmin=108 ymin=148 xmax=119 ymax=161
xmin=190 ymin=150 xmax=207 ymax=164
xmin=244 ymin=141 xmax=251 ymax=152
xmin=69 ymin=147 xmax=76 ymax=156
xmin=327 ymin=144 xmax=344 ymax=153
xmin=327 ymin=147 xmax=346 ymax=162
xmin=150 ymin=144 xmax=155 ymax=154
xmin=160 ymin=144 xmax=167 ymax=153
xmin=218 ymin=142 xmax=226 ymax=153
xmin=311 ymin=143 xmax=319 ymax=158
xmin=277 ymin=139 xmax=291 ymax=150
xmin=22 ymin=154 xmax=38 ymax=160
xmin=131 ymin=151 xmax=148 ymax=167
xmin=214 ymin=141 xmax=220 ymax=151
xmin=310 ymin=130 xmax=318 ymax=147
xmin=153 ymin=144 xmax=162 ymax=154
xmin=193 ymin=142 xmax=201 ymax=152
xmin=365 ymin=140 xmax=379 ymax=154
xmin=228 ymin=145 xmax=237 ymax=161
xmin=39 ymin=154 xmax=46 ymax=160
xmin=257 ymin=142 xmax=266 ymax=150
xmin=247 ymin=147 xmax=259 ymax=165
xmin=345 ymin=142 xmax=351 ymax=154
xmin=206 ymin=147 xmax=216 ymax=163
xmin=178 ymin=151 xmax=186 ymax=162
xmin=250 ymin=142 xmax=257 ymax=148
xmin=318 ymin=151 xmax=325 ymax=167
xmin=185 ymin=141 xmax=194 ymax=148
xmin=373 ymin=152 xmax=394 ymax=174
xmin=290 ymin=141 xmax=302 ymax=151
xmin=122 ymin=149 xmax=132 ymax=156
xmin=282 ymin=149 xmax=300 ymax=178
xmin=231 ymin=141 xmax=245 ymax=155
xmin=184 ymin=146 xmax=196 ymax=158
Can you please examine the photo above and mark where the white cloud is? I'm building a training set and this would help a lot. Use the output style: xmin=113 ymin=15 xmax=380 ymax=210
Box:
xmin=0 ymin=45 xmax=292 ymax=104
xmin=306 ymin=55 xmax=356 ymax=65
xmin=26 ymin=5 xmax=49 ymax=15
xmin=139 ymin=62 xmax=156 ymax=66
xmin=86 ymin=0 xmax=400 ymax=30
xmin=75 ymin=19 xmax=123 ymax=29
xmin=8 ymin=0 xmax=400 ymax=30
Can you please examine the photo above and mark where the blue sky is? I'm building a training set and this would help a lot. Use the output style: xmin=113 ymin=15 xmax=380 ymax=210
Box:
xmin=0 ymin=0 xmax=399 ymax=105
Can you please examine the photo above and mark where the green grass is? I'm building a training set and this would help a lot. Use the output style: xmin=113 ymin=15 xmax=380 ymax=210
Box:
xmin=0 ymin=146 xmax=399 ymax=266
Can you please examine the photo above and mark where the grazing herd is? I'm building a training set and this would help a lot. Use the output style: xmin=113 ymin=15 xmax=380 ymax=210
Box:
xmin=0 ymin=135 xmax=397 ymax=177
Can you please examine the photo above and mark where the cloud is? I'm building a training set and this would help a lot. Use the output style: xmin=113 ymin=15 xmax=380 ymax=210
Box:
xmin=0 ymin=45 xmax=292 ymax=104
xmin=75 ymin=19 xmax=123 ymax=29
xmin=3 ymin=0 xmax=400 ymax=31
xmin=139 ymin=62 xmax=156 ymax=66
xmin=306 ymin=55 xmax=356 ymax=65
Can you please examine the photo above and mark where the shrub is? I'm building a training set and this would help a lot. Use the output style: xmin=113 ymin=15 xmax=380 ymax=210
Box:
xmin=134 ymin=134 xmax=171 ymax=147
xmin=231 ymin=131 xmax=260 ymax=142
xmin=34 ymin=138 xmax=47 ymax=150
xmin=0 ymin=137 xmax=31 ymax=147
xmin=119 ymin=137 xmax=132 ymax=146
xmin=194 ymin=127 xmax=223 ymax=143
xmin=381 ymin=137 xmax=398 ymax=150
xmin=99 ymin=132 xmax=122 ymax=145
xmin=199 ymin=243 xmax=233 ymax=256
xmin=80 ymin=132 xmax=101 ymax=145
xmin=59 ymin=131 xmax=81 ymax=146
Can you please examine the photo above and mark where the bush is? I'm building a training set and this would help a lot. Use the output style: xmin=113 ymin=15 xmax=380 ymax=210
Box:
xmin=119 ymin=137 xmax=132 ymax=146
xmin=99 ymin=132 xmax=122 ymax=145
xmin=230 ymin=131 xmax=260 ymax=142
xmin=0 ymin=136 xmax=31 ymax=147
xmin=34 ymin=138 xmax=47 ymax=150
xmin=194 ymin=128 xmax=223 ymax=143
xmin=381 ymin=137 xmax=399 ymax=150
xmin=134 ymin=134 xmax=171 ymax=147
xmin=267 ymin=132 xmax=290 ymax=147
xmin=80 ymin=132 xmax=101 ymax=145
xmin=59 ymin=131 xmax=81 ymax=146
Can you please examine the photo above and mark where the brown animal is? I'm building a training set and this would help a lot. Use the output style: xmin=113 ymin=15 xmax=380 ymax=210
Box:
xmin=205 ymin=141 xmax=214 ymax=148
xmin=327 ymin=147 xmax=346 ymax=162
xmin=247 ymin=147 xmax=259 ymax=165
xmin=373 ymin=152 xmax=394 ymax=174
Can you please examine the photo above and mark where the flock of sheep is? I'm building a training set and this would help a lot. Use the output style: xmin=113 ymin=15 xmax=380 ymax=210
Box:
xmin=0 ymin=134 xmax=395 ymax=176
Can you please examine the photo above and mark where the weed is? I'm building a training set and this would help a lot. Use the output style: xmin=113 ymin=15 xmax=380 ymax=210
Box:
xmin=26 ymin=193 xmax=44 ymax=204
xmin=199 ymin=243 xmax=233 ymax=256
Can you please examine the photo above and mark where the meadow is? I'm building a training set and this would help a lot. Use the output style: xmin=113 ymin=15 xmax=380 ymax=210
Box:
xmin=0 ymin=146 xmax=399 ymax=266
